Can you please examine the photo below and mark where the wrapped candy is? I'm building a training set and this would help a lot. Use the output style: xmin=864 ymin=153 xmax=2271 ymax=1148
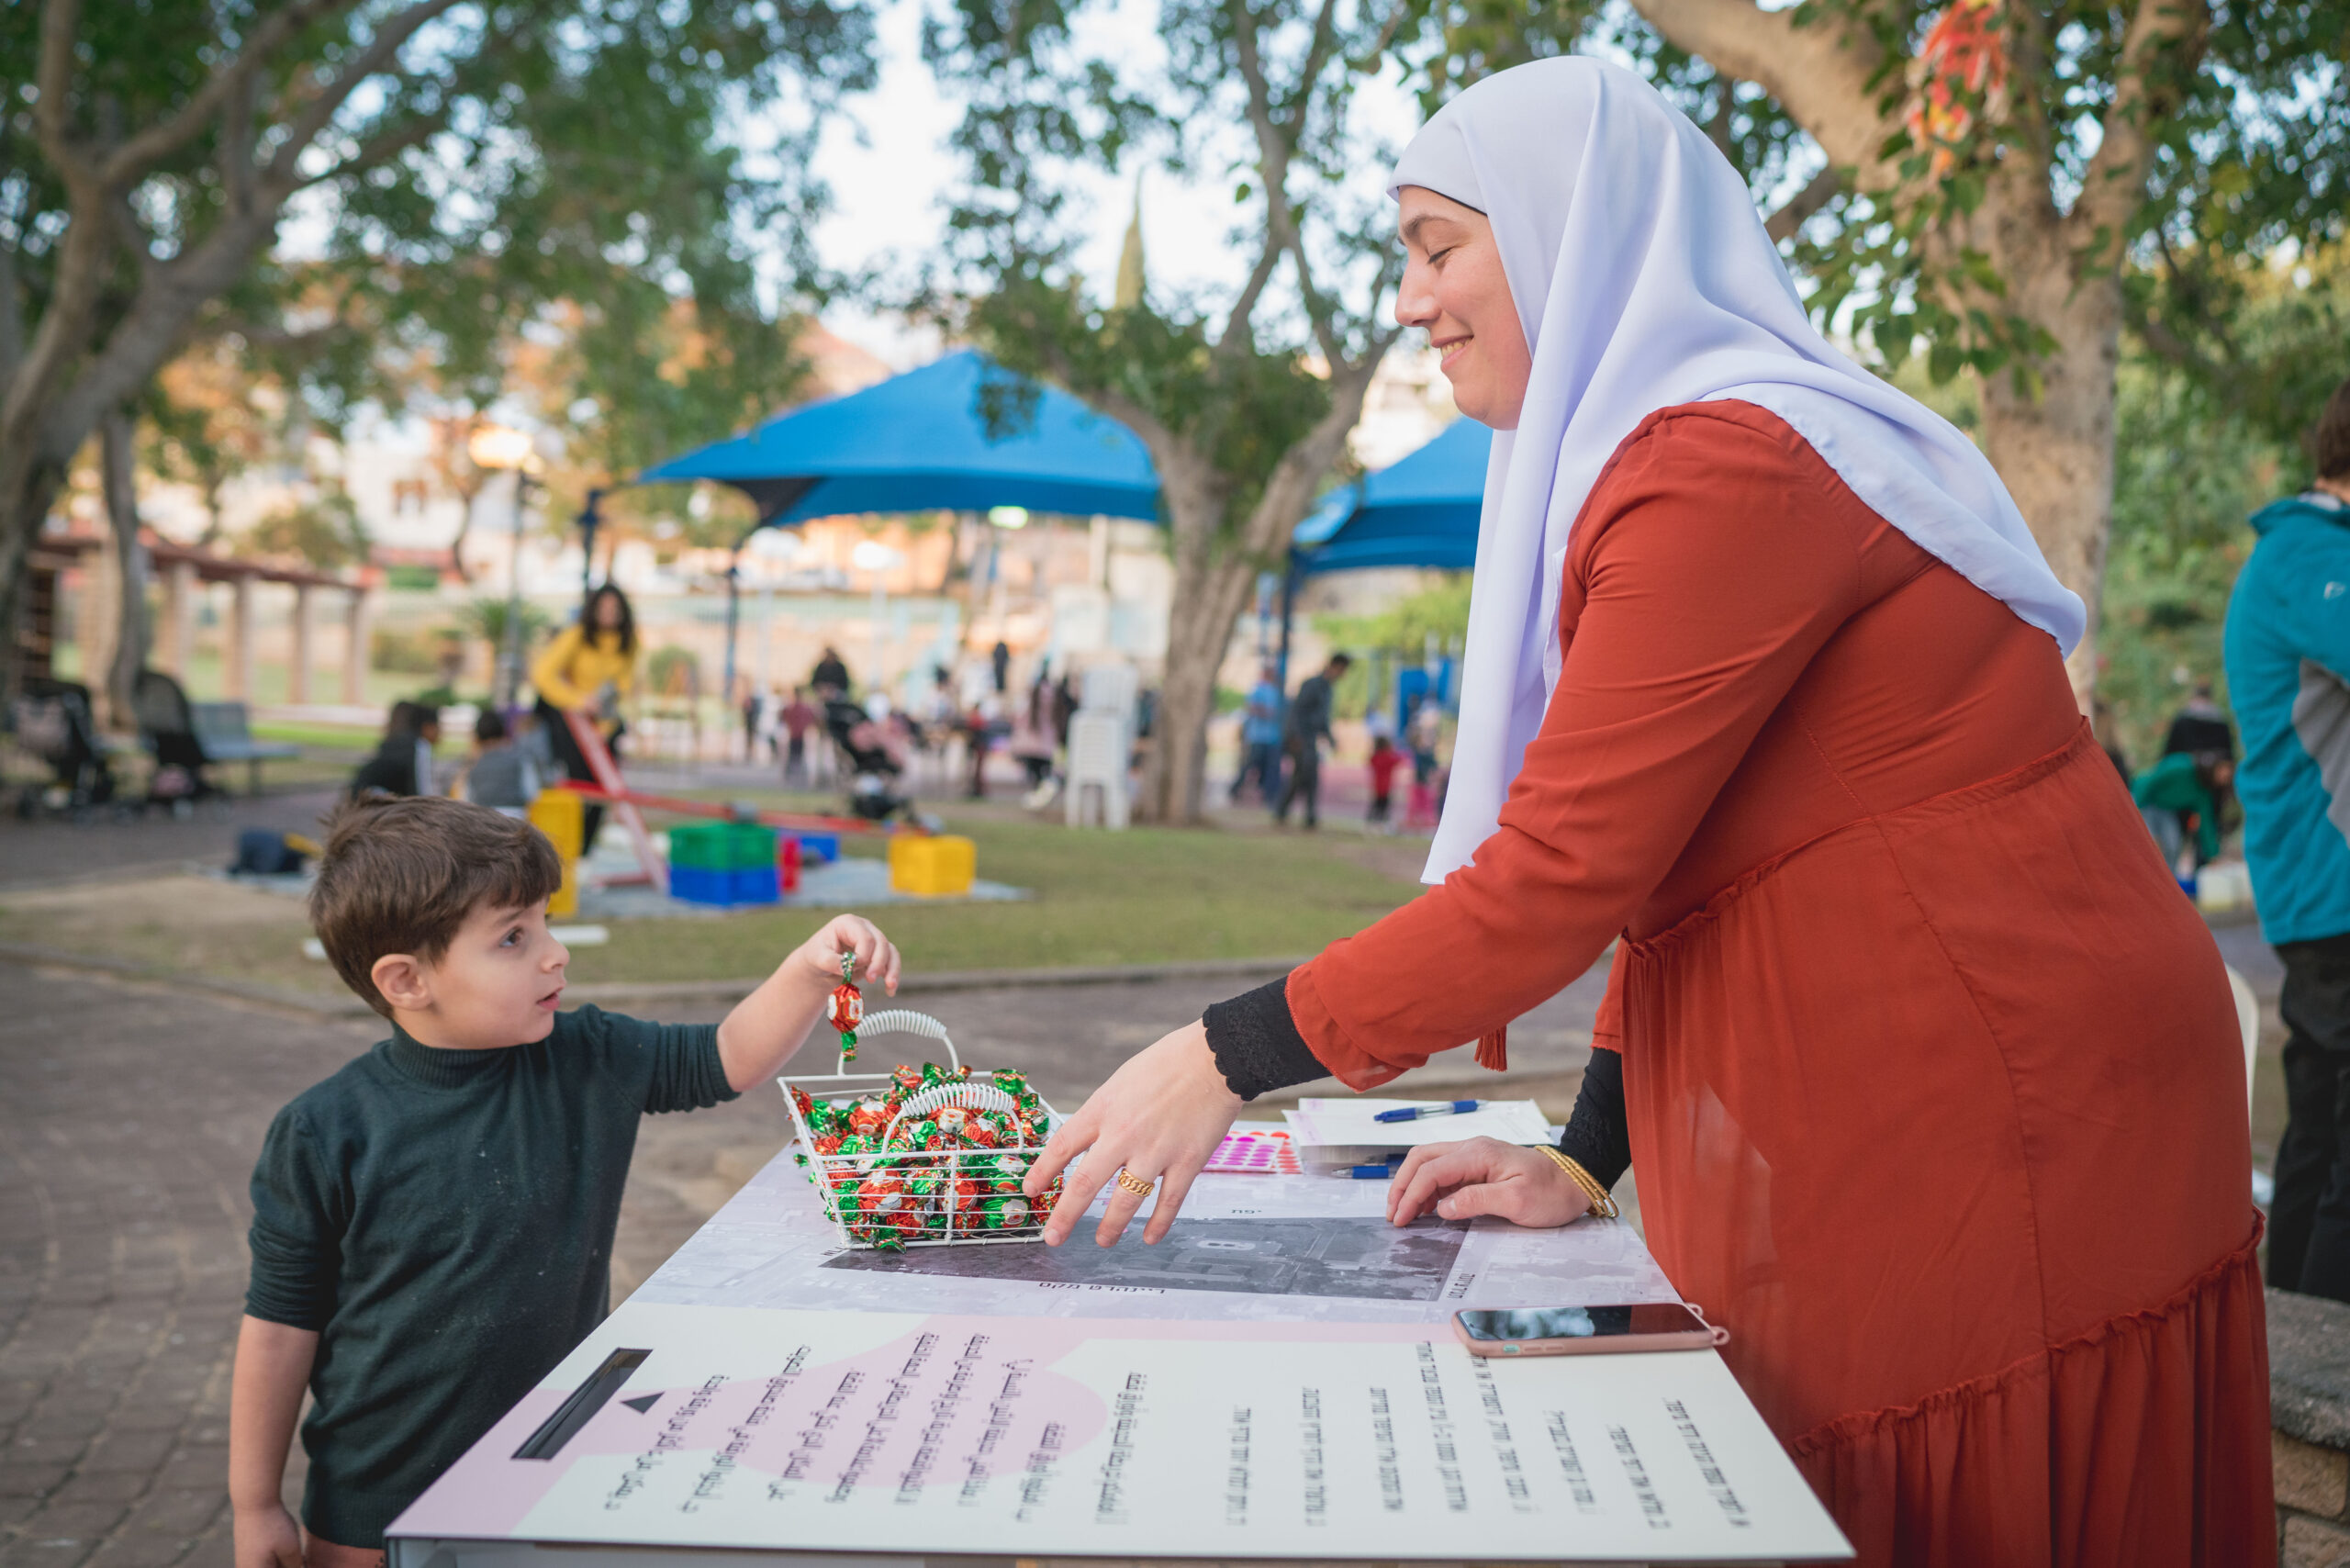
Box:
xmin=847 ymin=1103 xmax=889 ymax=1138
xmin=934 ymin=1105 xmax=970 ymax=1136
xmin=856 ymin=1173 xmax=910 ymax=1215
xmin=828 ymin=953 xmax=865 ymax=1061
xmin=890 ymin=1064 xmax=923 ymax=1093
xmin=979 ymin=1194 xmax=1031 ymax=1230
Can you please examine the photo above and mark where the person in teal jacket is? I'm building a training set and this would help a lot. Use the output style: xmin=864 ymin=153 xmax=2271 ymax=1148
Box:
xmin=2222 ymin=374 xmax=2350 ymax=1304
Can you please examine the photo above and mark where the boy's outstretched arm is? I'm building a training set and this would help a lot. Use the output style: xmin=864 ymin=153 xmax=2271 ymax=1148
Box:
xmin=229 ymin=1315 xmax=318 ymax=1568
xmin=717 ymin=914 xmax=901 ymax=1092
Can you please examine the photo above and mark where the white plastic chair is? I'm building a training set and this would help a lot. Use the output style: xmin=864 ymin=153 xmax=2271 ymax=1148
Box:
xmin=1064 ymin=711 xmax=1130 ymax=828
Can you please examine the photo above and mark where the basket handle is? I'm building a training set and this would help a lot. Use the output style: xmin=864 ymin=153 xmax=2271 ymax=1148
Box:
xmin=841 ymin=1008 xmax=958 ymax=1072
xmin=878 ymin=1081 xmax=1021 ymax=1149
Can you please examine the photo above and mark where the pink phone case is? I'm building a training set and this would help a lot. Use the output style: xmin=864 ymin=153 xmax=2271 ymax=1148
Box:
xmin=1452 ymin=1306 xmax=1730 ymax=1357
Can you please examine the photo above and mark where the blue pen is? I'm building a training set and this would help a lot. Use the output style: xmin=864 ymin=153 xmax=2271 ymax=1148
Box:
xmin=1372 ymin=1099 xmax=1481 ymax=1124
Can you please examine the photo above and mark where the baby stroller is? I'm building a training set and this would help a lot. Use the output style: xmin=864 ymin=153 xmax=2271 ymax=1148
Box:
xmin=7 ymin=678 xmax=120 ymax=820
xmin=131 ymin=668 xmax=221 ymax=812
xmin=822 ymin=696 xmax=917 ymax=823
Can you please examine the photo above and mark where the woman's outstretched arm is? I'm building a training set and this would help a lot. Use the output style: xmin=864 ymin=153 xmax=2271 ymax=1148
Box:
xmin=1030 ymin=410 xmax=1865 ymax=1244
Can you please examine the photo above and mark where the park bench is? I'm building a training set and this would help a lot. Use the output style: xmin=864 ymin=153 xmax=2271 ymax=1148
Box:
xmin=134 ymin=670 xmax=300 ymax=800
xmin=189 ymin=701 xmax=301 ymax=795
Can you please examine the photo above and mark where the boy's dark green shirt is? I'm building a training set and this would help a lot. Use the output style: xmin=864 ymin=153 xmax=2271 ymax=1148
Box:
xmin=244 ymin=1005 xmax=736 ymax=1550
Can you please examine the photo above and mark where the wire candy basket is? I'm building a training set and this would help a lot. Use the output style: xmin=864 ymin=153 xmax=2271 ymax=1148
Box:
xmin=778 ymin=1009 xmax=1063 ymax=1250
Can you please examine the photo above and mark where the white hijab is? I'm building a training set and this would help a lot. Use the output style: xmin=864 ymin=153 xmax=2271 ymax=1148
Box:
xmin=1393 ymin=57 xmax=2084 ymax=883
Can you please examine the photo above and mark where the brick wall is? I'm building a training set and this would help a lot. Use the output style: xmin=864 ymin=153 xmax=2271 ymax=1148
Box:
xmin=2271 ymin=1289 xmax=2350 ymax=1567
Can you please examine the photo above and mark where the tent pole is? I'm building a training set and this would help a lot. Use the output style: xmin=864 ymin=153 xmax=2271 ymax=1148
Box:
xmin=1276 ymin=553 xmax=1299 ymax=691
xmin=722 ymin=551 xmax=744 ymax=710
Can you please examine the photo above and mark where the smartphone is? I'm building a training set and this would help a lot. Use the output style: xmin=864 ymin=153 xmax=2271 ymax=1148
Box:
xmin=1452 ymin=1304 xmax=1728 ymax=1357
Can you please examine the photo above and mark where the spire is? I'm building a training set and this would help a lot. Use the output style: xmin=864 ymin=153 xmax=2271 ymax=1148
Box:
xmin=1113 ymin=174 xmax=1147 ymax=310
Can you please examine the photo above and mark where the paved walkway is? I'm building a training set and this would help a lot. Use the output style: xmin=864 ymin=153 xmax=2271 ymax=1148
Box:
xmin=0 ymin=951 xmax=1605 ymax=1568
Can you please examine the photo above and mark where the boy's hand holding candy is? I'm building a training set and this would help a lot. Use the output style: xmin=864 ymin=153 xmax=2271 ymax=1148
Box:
xmin=717 ymin=914 xmax=902 ymax=1092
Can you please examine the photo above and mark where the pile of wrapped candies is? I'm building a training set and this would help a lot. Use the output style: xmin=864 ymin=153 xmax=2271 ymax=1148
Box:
xmin=789 ymin=1064 xmax=1061 ymax=1250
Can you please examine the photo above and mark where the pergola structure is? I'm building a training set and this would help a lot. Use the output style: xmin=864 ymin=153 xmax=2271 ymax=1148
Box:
xmin=21 ymin=530 xmax=372 ymax=705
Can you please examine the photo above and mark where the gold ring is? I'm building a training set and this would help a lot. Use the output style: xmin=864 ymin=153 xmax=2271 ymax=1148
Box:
xmin=1114 ymin=1168 xmax=1156 ymax=1197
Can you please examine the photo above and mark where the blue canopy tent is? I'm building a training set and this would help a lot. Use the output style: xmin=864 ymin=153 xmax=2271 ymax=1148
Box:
xmin=1292 ymin=416 xmax=1490 ymax=574
xmin=641 ymin=349 xmax=1160 ymax=524
xmin=634 ymin=349 xmax=1161 ymax=696
xmin=1276 ymin=418 xmax=1488 ymax=692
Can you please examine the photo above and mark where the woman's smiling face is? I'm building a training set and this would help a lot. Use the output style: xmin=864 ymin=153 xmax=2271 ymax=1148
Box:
xmin=1393 ymin=185 xmax=1531 ymax=431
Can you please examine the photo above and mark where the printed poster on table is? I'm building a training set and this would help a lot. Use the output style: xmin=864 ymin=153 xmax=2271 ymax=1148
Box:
xmin=390 ymin=1304 xmax=1852 ymax=1562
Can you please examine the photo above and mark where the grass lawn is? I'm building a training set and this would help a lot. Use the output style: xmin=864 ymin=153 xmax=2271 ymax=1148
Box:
xmin=0 ymin=801 xmax=1432 ymax=994
xmin=564 ymin=806 xmax=1428 ymax=984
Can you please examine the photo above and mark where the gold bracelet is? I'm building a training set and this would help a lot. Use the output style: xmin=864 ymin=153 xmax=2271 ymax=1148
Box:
xmin=1539 ymin=1147 xmax=1620 ymax=1219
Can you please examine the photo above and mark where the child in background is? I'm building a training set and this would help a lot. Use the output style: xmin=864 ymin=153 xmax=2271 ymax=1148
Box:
xmin=456 ymin=709 xmax=541 ymax=814
xmin=229 ymin=797 xmax=902 ymax=1568
xmin=1404 ymin=699 xmax=1443 ymax=830
xmin=1367 ymin=733 xmax=1404 ymax=830
xmin=779 ymin=685 xmax=819 ymax=786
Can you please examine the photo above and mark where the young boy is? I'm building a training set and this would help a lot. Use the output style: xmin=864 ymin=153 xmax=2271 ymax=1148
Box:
xmin=228 ymin=796 xmax=901 ymax=1568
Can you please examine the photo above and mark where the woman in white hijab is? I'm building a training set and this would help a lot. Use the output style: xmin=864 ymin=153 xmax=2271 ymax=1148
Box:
xmin=1028 ymin=57 xmax=2269 ymax=1564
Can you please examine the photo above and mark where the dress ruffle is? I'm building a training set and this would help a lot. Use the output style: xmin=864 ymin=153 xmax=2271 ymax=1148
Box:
xmin=1790 ymin=1228 xmax=2273 ymax=1568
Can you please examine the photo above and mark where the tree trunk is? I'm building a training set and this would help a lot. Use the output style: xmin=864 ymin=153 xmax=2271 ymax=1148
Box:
xmin=1972 ymin=253 xmax=2124 ymax=707
xmin=1137 ymin=452 xmax=1251 ymax=824
xmin=0 ymin=446 xmax=72 ymax=700
xmin=98 ymin=406 xmax=151 ymax=730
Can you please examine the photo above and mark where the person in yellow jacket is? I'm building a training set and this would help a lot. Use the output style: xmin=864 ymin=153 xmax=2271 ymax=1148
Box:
xmin=531 ymin=584 xmax=639 ymax=847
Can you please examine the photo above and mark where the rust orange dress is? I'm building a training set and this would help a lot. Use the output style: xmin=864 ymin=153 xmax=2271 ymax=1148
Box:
xmin=1281 ymin=402 xmax=2272 ymax=1564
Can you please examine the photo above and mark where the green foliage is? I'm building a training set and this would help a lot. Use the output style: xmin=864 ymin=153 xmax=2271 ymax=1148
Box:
xmin=647 ymin=644 xmax=702 ymax=699
xmin=463 ymin=599 xmax=555 ymax=660
xmin=967 ymin=286 xmax=1335 ymax=553
xmin=922 ymin=0 xmax=1404 ymax=530
xmin=1313 ymin=575 xmax=1472 ymax=655
xmin=1374 ymin=0 xmax=2349 ymax=391
xmin=0 ymin=0 xmax=876 ymax=486
xmin=371 ymin=624 xmax=451 ymax=676
xmin=241 ymin=488 xmax=370 ymax=570
xmin=2096 ymin=363 xmax=2296 ymax=767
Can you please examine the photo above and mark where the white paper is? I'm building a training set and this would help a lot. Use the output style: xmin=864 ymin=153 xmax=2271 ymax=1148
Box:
xmin=1287 ymin=1096 xmax=1556 ymax=1149
xmin=391 ymin=1303 xmax=1852 ymax=1562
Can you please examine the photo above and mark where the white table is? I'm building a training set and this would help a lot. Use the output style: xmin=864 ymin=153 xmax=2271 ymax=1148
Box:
xmin=386 ymin=1137 xmax=1850 ymax=1566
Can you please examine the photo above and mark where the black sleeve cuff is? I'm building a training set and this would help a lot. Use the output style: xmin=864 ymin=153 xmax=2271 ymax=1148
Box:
xmin=1203 ymin=976 xmax=1329 ymax=1101
xmin=1557 ymin=1047 xmax=1630 ymax=1189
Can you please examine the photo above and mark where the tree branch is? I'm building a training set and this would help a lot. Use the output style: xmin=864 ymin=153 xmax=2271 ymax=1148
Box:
xmin=221 ymin=65 xmax=263 ymax=218
xmin=1629 ymin=0 xmax=1895 ymax=180
xmin=1763 ymin=164 xmax=1840 ymax=242
xmin=1217 ymin=232 xmax=1285 ymax=354
xmin=99 ymin=0 xmax=352 ymax=186
xmin=263 ymin=0 xmax=471 ymax=192
xmin=293 ymin=107 xmax=447 ymax=189
xmin=34 ymin=0 xmax=95 ymax=185
xmin=2065 ymin=0 xmax=2210 ymax=259
xmin=0 ymin=230 xmax=19 ymax=389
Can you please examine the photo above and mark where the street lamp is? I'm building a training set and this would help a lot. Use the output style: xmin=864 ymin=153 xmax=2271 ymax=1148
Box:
xmin=468 ymin=422 xmax=542 ymax=709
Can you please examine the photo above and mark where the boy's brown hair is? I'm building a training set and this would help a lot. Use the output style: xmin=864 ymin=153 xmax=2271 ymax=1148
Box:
xmin=309 ymin=796 xmax=563 ymax=1017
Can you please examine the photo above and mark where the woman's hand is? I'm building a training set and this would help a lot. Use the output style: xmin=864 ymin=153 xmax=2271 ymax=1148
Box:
xmin=1024 ymin=1020 xmax=1242 ymax=1248
xmin=1387 ymin=1137 xmax=1597 ymax=1228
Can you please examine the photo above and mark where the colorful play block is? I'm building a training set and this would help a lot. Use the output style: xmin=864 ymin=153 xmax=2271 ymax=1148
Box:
xmin=888 ymin=833 xmax=977 ymax=896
